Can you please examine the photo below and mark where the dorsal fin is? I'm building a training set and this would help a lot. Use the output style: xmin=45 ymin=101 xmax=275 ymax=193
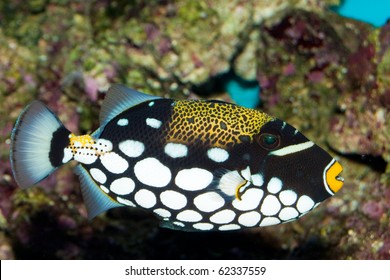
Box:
xmin=100 ymin=84 xmax=161 ymax=128
xmin=74 ymin=165 xmax=123 ymax=220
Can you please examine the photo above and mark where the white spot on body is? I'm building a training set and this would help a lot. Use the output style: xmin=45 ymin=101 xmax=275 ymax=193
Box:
xmin=160 ymin=190 xmax=187 ymax=210
xmin=238 ymin=211 xmax=261 ymax=227
xmin=62 ymin=148 xmax=73 ymax=163
xmin=240 ymin=166 xmax=251 ymax=180
xmin=119 ymin=140 xmax=145 ymax=158
xmin=173 ymin=221 xmax=185 ymax=227
xmin=146 ymin=118 xmax=162 ymax=129
xmin=134 ymin=189 xmax=156 ymax=209
xmin=193 ymin=223 xmax=214 ymax=231
xmin=279 ymin=207 xmax=299 ymax=221
xmin=117 ymin=197 xmax=136 ymax=207
xmin=251 ymin=173 xmax=264 ymax=187
xmin=194 ymin=192 xmax=225 ymax=212
xmin=175 ymin=168 xmax=213 ymax=191
xmin=261 ymin=195 xmax=281 ymax=216
xmin=100 ymin=185 xmax=109 ymax=193
xmin=279 ymin=190 xmax=297 ymax=206
xmin=164 ymin=143 xmax=188 ymax=158
xmin=153 ymin=208 xmax=171 ymax=218
xmin=148 ymin=101 xmax=155 ymax=107
xmin=232 ymin=188 xmax=264 ymax=211
xmin=117 ymin=118 xmax=129 ymax=126
xmin=297 ymin=195 xmax=315 ymax=213
xmin=207 ymin=147 xmax=229 ymax=163
xmin=270 ymin=141 xmax=314 ymax=156
xmin=110 ymin=177 xmax=135 ymax=195
xmin=218 ymin=224 xmax=240 ymax=231
xmin=74 ymin=151 xmax=98 ymax=164
xmin=260 ymin=217 xmax=281 ymax=227
xmin=209 ymin=209 xmax=235 ymax=224
xmin=176 ymin=210 xmax=203 ymax=222
xmin=95 ymin=139 xmax=113 ymax=153
xmin=100 ymin=152 xmax=129 ymax=174
xmin=90 ymin=168 xmax=107 ymax=184
xmin=267 ymin=177 xmax=283 ymax=194
xmin=134 ymin=157 xmax=171 ymax=187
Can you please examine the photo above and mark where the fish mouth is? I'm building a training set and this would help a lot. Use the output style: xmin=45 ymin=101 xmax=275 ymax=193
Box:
xmin=324 ymin=159 xmax=344 ymax=195
xmin=336 ymin=174 xmax=344 ymax=183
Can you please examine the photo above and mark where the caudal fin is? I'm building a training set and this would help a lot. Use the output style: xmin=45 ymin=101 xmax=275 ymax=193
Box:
xmin=10 ymin=101 xmax=71 ymax=189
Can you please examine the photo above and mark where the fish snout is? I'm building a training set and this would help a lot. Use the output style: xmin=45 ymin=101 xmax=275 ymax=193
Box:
xmin=324 ymin=159 xmax=344 ymax=195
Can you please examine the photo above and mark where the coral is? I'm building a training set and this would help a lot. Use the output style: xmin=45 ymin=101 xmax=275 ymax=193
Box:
xmin=255 ymin=7 xmax=389 ymax=260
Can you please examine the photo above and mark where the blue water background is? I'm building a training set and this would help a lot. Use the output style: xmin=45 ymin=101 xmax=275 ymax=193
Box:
xmin=331 ymin=0 xmax=390 ymax=27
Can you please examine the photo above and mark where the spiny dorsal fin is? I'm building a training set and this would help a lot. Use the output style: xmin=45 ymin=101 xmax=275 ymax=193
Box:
xmin=74 ymin=165 xmax=123 ymax=220
xmin=99 ymin=84 xmax=161 ymax=128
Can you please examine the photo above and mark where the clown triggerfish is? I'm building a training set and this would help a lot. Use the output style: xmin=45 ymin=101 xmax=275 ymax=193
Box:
xmin=10 ymin=85 xmax=344 ymax=231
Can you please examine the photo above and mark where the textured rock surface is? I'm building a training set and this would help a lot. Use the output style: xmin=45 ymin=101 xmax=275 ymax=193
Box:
xmin=0 ymin=0 xmax=389 ymax=259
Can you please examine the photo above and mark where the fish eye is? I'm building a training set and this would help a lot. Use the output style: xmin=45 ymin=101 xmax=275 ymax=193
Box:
xmin=258 ymin=133 xmax=280 ymax=150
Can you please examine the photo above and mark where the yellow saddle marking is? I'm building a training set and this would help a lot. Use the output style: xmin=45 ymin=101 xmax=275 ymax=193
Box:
xmin=165 ymin=100 xmax=273 ymax=148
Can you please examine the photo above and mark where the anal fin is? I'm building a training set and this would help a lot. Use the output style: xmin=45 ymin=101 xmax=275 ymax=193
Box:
xmin=74 ymin=165 xmax=123 ymax=220
xmin=160 ymin=220 xmax=194 ymax=232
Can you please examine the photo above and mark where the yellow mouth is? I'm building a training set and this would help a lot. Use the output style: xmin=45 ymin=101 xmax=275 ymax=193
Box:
xmin=325 ymin=160 xmax=344 ymax=194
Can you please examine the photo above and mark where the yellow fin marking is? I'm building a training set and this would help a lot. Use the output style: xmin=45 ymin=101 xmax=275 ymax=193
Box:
xmin=235 ymin=180 xmax=248 ymax=201
xmin=68 ymin=133 xmax=97 ymax=153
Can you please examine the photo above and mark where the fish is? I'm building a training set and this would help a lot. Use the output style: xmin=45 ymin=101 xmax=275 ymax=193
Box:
xmin=10 ymin=84 xmax=344 ymax=231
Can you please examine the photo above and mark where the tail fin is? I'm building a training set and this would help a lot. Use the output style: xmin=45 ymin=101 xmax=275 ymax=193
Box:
xmin=10 ymin=101 xmax=71 ymax=189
